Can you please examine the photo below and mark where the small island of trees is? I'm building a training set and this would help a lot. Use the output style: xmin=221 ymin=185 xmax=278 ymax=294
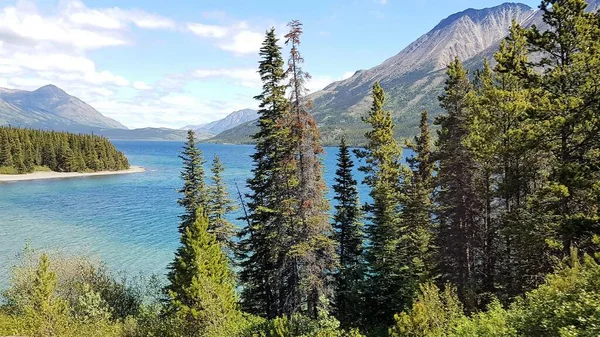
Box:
xmin=0 ymin=126 xmax=130 ymax=174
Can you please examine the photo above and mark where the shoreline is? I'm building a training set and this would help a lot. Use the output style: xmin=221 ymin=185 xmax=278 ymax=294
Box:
xmin=0 ymin=166 xmax=145 ymax=182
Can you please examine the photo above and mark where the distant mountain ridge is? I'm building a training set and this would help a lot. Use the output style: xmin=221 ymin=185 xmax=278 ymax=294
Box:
xmin=211 ymin=1 xmax=600 ymax=145
xmin=184 ymin=109 xmax=258 ymax=135
xmin=0 ymin=84 xmax=207 ymax=141
xmin=0 ymin=84 xmax=127 ymax=130
xmin=209 ymin=2 xmax=537 ymax=145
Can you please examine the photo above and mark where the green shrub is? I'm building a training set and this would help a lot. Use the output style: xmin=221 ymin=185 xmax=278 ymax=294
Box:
xmin=241 ymin=307 xmax=365 ymax=337
xmin=509 ymin=249 xmax=600 ymax=337
xmin=389 ymin=283 xmax=464 ymax=337
xmin=452 ymin=301 xmax=514 ymax=337
xmin=391 ymin=248 xmax=600 ymax=337
xmin=0 ymin=166 xmax=18 ymax=174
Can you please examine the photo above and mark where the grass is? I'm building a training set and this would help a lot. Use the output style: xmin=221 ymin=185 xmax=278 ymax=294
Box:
xmin=0 ymin=165 xmax=53 ymax=174
xmin=0 ymin=166 xmax=18 ymax=174
xmin=33 ymin=165 xmax=53 ymax=172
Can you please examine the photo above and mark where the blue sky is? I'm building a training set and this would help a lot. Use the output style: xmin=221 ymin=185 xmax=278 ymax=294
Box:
xmin=0 ymin=0 xmax=540 ymax=128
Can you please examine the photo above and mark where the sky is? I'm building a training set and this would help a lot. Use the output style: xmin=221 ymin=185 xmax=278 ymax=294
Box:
xmin=0 ymin=0 xmax=541 ymax=129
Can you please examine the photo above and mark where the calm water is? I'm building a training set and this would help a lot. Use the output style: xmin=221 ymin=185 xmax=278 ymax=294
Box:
xmin=2 ymin=141 xmax=404 ymax=285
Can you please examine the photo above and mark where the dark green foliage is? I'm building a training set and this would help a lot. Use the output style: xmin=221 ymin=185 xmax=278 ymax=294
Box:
xmin=285 ymin=19 xmax=336 ymax=318
xmin=166 ymin=208 xmax=239 ymax=336
xmin=238 ymin=28 xmax=296 ymax=318
xmin=208 ymin=155 xmax=238 ymax=258
xmin=399 ymin=111 xmax=436 ymax=288
xmin=240 ymin=23 xmax=336 ymax=319
xmin=525 ymin=0 xmax=600 ymax=252
xmin=242 ymin=309 xmax=365 ymax=337
xmin=0 ymin=126 xmax=128 ymax=173
xmin=332 ymin=137 xmax=365 ymax=328
xmin=434 ymin=58 xmax=484 ymax=309
xmin=177 ymin=130 xmax=207 ymax=233
xmin=390 ymin=247 xmax=600 ymax=337
xmin=355 ymin=82 xmax=409 ymax=328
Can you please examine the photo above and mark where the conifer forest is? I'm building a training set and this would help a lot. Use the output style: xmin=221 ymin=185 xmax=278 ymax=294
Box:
xmin=0 ymin=127 xmax=130 ymax=174
xmin=1 ymin=0 xmax=600 ymax=336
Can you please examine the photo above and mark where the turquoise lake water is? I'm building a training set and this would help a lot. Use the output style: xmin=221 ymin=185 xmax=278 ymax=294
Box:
xmin=1 ymin=141 xmax=401 ymax=285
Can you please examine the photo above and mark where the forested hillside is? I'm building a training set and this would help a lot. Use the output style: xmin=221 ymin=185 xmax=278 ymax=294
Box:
xmin=0 ymin=126 xmax=130 ymax=174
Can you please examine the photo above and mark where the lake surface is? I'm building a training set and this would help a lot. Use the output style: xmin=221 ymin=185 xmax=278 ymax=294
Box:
xmin=0 ymin=141 xmax=407 ymax=285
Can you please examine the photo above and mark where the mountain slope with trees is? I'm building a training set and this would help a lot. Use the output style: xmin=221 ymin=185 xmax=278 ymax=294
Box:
xmin=210 ymin=2 xmax=536 ymax=145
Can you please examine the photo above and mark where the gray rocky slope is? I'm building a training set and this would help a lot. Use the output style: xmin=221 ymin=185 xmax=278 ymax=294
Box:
xmin=0 ymin=84 xmax=126 ymax=130
xmin=211 ymin=3 xmax=541 ymax=145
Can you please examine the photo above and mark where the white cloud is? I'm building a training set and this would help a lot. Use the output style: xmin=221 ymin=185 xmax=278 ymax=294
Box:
xmin=88 ymin=87 xmax=115 ymax=96
xmin=90 ymin=94 xmax=257 ymax=129
xmin=342 ymin=71 xmax=355 ymax=80
xmin=126 ymin=11 xmax=176 ymax=29
xmin=67 ymin=9 xmax=123 ymax=30
xmin=379 ymin=0 xmax=389 ymax=4
xmin=2 ymin=52 xmax=95 ymax=73
xmin=219 ymin=30 xmax=263 ymax=55
xmin=160 ymin=94 xmax=198 ymax=107
xmin=193 ymin=68 xmax=260 ymax=87
xmin=0 ymin=6 xmax=127 ymax=50
xmin=0 ymin=1 xmax=267 ymax=128
xmin=84 ymin=70 xmax=130 ymax=86
xmin=64 ymin=1 xmax=176 ymax=30
xmin=133 ymin=81 xmax=152 ymax=90
xmin=186 ymin=20 xmax=264 ymax=55
xmin=306 ymin=76 xmax=334 ymax=93
xmin=0 ymin=0 xmax=177 ymax=54
xmin=187 ymin=23 xmax=228 ymax=38
xmin=0 ymin=65 xmax=21 ymax=74
xmin=307 ymin=71 xmax=356 ymax=93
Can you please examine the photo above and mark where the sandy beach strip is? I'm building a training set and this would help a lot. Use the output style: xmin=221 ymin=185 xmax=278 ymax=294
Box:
xmin=0 ymin=166 xmax=146 ymax=182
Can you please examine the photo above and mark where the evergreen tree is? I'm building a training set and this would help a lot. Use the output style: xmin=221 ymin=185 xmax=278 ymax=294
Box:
xmin=355 ymin=82 xmax=407 ymax=328
xmin=24 ymin=254 xmax=68 ymax=336
xmin=207 ymin=155 xmax=237 ymax=258
xmin=331 ymin=137 xmax=364 ymax=328
xmin=525 ymin=0 xmax=600 ymax=252
xmin=0 ymin=133 xmax=13 ymax=167
xmin=400 ymin=111 xmax=436 ymax=287
xmin=178 ymin=130 xmax=206 ymax=233
xmin=166 ymin=208 xmax=239 ymax=336
xmin=12 ymin=140 xmax=26 ymax=173
xmin=238 ymin=28 xmax=295 ymax=318
xmin=435 ymin=58 xmax=483 ymax=309
xmin=284 ymin=19 xmax=336 ymax=318
xmin=466 ymin=23 xmax=552 ymax=299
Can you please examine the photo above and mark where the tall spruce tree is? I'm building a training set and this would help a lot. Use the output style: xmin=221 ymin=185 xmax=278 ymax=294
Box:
xmin=177 ymin=130 xmax=206 ymax=233
xmin=284 ymin=19 xmax=336 ymax=318
xmin=435 ymin=58 xmax=483 ymax=310
xmin=238 ymin=28 xmax=295 ymax=318
xmin=464 ymin=22 xmax=552 ymax=300
xmin=166 ymin=208 xmax=239 ymax=336
xmin=356 ymin=82 xmax=407 ymax=328
xmin=524 ymin=0 xmax=600 ymax=252
xmin=331 ymin=137 xmax=364 ymax=328
xmin=207 ymin=155 xmax=237 ymax=258
xmin=0 ymin=132 xmax=13 ymax=167
xmin=400 ymin=111 xmax=436 ymax=286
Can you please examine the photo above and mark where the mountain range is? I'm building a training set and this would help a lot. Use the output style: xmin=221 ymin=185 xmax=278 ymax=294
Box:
xmin=183 ymin=109 xmax=258 ymax=134
xmin=2 ymin=1 xmax=599 ymax=144
xmin=211 ymin=1 xmax=600 ymax=145
xmin=0 ymin=85 xmax=251 ymax=140
xmin=0 ymin=85 xmax=126 ymax=131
